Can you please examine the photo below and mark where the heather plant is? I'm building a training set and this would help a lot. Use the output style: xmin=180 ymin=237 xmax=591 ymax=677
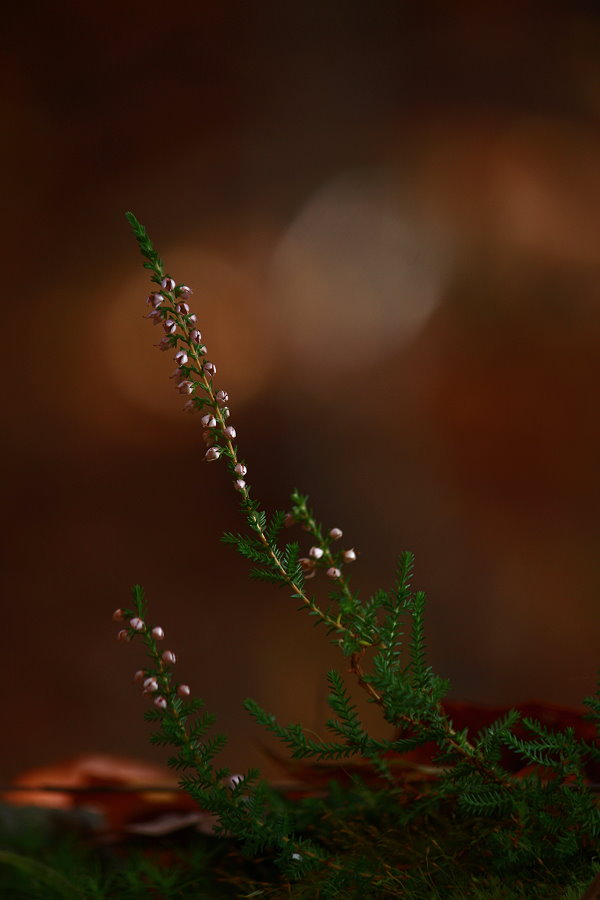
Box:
xmin=111 ymin=213 xmax=600 ymax=898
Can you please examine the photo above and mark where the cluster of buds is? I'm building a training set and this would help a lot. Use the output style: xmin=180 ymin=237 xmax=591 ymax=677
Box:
xmin=143 ymin=275 xmax=249 ymax=496
xmin=295 ymin=526 xmax=358 ymax=581
xmin=112 ymin=608 xmax=190 ymax=712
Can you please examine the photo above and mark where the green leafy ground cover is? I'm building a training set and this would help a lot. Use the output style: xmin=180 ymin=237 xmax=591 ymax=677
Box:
xmin=0 ymin=797 xmax=597 ymax=899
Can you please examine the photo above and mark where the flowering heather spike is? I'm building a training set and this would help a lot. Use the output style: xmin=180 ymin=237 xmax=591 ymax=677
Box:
xmin=124 ymin=215 xmax=598 ymax=891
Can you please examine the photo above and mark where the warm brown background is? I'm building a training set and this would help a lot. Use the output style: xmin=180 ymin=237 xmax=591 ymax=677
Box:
xmin=2 ymin=2 xmax=599 ymax=784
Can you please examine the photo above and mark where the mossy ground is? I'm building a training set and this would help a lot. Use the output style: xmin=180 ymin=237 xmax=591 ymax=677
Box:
xmin=0 ymin=807 xmax=596 ymax=900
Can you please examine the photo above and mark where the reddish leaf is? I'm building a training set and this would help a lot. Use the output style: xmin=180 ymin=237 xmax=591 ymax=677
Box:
xmin=2 ymin=754 xmax=200 ymax=831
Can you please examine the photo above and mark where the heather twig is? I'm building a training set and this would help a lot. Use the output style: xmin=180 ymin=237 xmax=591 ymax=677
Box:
xmin=110 ymin=213 xmax=599 ymax=897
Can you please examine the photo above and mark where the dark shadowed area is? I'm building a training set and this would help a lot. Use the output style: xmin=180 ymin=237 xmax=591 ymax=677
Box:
xmin=1 ymin=1 xmax=599 ymax=784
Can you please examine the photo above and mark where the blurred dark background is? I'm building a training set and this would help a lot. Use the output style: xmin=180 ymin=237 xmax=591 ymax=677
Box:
xmin=2 ymin=1 xmax=599 ymax=783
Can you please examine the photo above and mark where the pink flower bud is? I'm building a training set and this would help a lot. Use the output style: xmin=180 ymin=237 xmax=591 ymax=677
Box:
xmin=221 ymin=406 xmax=230 ymax=419
xmin=198 ymin=344 xmax=207 ymax=355
xmin=176 ymin=302 xmax=190 ymax=315
xmin=129 ymin=617 xmax=144 ymax=631
xmin=216 ymin=390 xmax=229 ymax=404
xmin=183 ymin=399 xmax=198 ymax=413
xmin=147 ymin=292 xmax=164 ymax=308
xmin=162 ymin=650 xmax=176 ymax=664
xmin=229 ymin=774 xmax=244 ymax=789
xmin=299 ymin=557 xmax=315 ymax=573
xmin=327 ymin=567 xmax=341 ymax=579
xmin=145 ymin=309 xmax=162 ymax=324
xmin=187 ymin=314 xmax=197 ymax=326
xmin=234 ymin=463 xmax=247 ymax=476
xmin=112 ymin=608 xmax=125 ymax=621
xmin=205 ymin=447 xmax=221 ymax=461
xmin=177 ymin=285 xmax=193 ymax=299
xmin=189 ymin=329 xmax=202 ymax=344
xmin=143 ymin=677 xmax=159 ymax=693
xmin=309 ymin=546 xmax=324 ymax=560
xmin=203 ymin=362 xmax=216 ymax=377
xmin=134 ymin=670 xmax=146 ymax=684
xmin=201 ymin=414 xmax=217 ymax=428
xmin=343 ymin=549 xmax=357 ymax=563
xmin=329 ymin=528 xmax=343 ymax=540
xmin=152 ymin=626 xmax=164 ymax=640
xmin=156 ymin=337 xmax=172 ymax=351
xmin=161 ymin=276 xmax=176 ymax=291
xmin=177 ymin=380 xmax=194 ymax=395
xmin=163 ymin=319 xmax=177 ymax=335
xmin=224 ymin=426 xmax=236 ymax=440
xmin=177 ymin=684 xmax=191 ymax=698
xmin=235 ymin=479 xmax=246 ymax=491
xmin=174 ymin=349 xmax=188 ymax=366
xmin=154 ymin=696 xmax=168 ymax=710
xmin=117 ymin=629 xmax=131 ymax=643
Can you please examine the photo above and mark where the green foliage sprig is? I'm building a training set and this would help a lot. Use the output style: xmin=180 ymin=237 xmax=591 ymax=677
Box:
xmin=112 ymin=213 xmax=600 ymax=898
